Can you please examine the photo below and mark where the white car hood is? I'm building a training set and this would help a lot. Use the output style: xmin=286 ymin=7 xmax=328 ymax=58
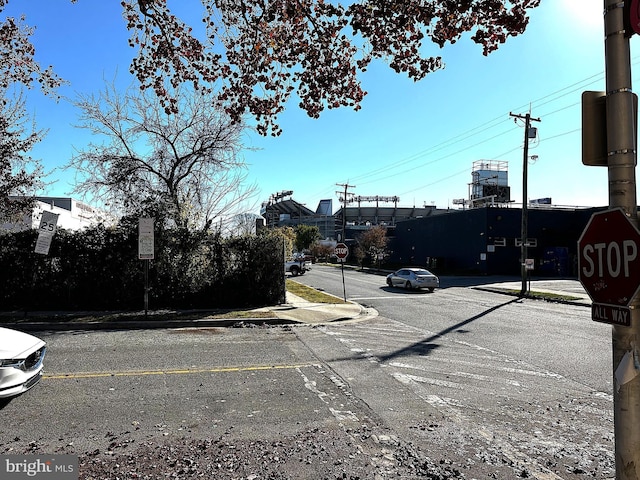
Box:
xmin=0 ymin=327 xmax=45 ymax=359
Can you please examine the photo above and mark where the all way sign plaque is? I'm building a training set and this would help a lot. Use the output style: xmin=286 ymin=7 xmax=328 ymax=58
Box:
xmin=592 ymin=304 xmax=631 ymax=326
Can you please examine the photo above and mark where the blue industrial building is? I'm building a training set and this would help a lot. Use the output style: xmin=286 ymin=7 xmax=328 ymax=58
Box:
xmin=389 ymin=206 xmax=604 ymax=276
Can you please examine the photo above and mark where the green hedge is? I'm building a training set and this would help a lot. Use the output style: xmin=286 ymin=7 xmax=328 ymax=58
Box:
xmin=0 ymin=224 xmax=285 ymax=311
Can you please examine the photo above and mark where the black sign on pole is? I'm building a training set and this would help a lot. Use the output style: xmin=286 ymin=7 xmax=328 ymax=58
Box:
xmin=592 ymin=304 xmax=632 ymax=326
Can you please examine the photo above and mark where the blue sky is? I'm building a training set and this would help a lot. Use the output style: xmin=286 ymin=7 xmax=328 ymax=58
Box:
xmin=4 ymin=0 xmax=636 ymax=215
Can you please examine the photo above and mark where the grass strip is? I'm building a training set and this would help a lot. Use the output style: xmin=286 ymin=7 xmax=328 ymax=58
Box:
xmin=286 ymin=279 xmax=347 ymax=304
xmin=500 ymin=289 xmax=581 ymax=302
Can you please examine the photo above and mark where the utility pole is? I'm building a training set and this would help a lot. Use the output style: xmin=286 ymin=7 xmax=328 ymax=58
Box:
xmin=604 ymin=2 xmax=640 ymax=478
xmin=510 ymin=111 xmax=541 ymax=296
xmin=336 ymin=183 xmax=355 ymax=241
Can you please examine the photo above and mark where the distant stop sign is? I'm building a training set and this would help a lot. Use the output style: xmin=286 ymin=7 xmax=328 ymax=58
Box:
xmin=334 ymin=243 xmax=349 ymax=262
xmin=578 ymin=208 xmax=640 ymax=306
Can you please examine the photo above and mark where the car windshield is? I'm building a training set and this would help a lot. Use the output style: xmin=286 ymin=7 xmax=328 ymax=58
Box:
xmin=412 ymin=269 xmax=432 ymax=276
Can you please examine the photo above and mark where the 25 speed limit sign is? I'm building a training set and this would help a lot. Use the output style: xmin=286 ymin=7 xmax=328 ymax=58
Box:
xmin=34 ymin=211 xmax=60 ymax=255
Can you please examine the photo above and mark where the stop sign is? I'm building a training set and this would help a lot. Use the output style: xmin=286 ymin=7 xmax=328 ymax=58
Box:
xmin=578 ymin=208 xmax=640 ymax=306
xmin=334 ymin=243 xmax=349 ymax=262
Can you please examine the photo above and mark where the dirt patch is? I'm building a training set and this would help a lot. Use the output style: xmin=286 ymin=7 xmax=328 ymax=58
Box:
xmin=73 ymin=426 xmax=467 ymax=479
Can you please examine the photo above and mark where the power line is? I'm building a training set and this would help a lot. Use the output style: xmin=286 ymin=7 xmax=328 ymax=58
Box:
xmin=351 ymin=71 xmax=604 ymax=186
xmin=306 ymin=62 xmax=640 ymax=205
xmin=357 ymin=127 xmax=515 ymax=188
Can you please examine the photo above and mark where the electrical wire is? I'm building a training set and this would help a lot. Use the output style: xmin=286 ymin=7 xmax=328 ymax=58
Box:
xmin=307 ymin=56 xmax=640 ymax=204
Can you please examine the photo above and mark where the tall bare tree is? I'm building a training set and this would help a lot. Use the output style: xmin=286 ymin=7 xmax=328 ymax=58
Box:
xmin=68 ymin=82 xmax=256 ymax=231
xmin=226 ymin=212 xmax=260 ymax=237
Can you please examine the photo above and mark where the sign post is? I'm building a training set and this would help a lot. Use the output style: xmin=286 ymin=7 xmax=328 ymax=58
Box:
xmin=594 ymin=3 xmax=640 ymax=476
xmin=138 ymin=218 xmax=154 ymax=315
xmin=334 ymin=243 xmax=349 ymax=302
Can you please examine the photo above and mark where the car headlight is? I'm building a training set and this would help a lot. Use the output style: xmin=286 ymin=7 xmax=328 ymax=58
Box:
xmin=0 ymin=359 xmax=25 ymax=369
xmin=24 ymin=347 xmax=46 ymax=369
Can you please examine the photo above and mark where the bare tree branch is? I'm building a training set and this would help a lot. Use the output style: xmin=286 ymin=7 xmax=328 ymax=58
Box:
xmin=67 ymin=82 xmax=256 ymax=230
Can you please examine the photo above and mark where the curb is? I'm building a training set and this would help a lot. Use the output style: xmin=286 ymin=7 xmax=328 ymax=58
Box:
xmin=0 ymin=317 xmax=300 ymax=333
xmin=471 ymin=286 xmax=591 ymax=308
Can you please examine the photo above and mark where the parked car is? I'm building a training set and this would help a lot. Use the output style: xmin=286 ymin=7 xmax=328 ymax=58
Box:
xmin=0 ymin=327 xmax=46 ymax=405
xmin=386 ymin=267 xmax=439 ymax=292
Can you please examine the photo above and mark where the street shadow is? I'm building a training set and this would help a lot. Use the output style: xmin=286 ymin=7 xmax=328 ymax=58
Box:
xmin=380 ymin=286 xmax=432 ymax=294
xmin=437 ymin=276 xmax=517 ymax=288
xmin=376 ymin=297 xmax=520 ymax=363
xmin=354 ymin=268 xmax=527 ymax=290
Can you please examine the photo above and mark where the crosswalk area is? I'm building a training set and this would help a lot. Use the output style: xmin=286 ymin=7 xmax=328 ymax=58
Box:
xmin=318 ymin=316 xmax=592 ymax=404
xmin=313 ymin=316 xmax=614 ymax=479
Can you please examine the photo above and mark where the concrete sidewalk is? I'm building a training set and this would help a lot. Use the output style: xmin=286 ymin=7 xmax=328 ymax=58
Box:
xmin=473 ymin=278 xmax=592 ymax=307
xmin=268 ymin=292 xmax=378 ymax=324
xmin=0 ymin=292 xmax=376 ymax=332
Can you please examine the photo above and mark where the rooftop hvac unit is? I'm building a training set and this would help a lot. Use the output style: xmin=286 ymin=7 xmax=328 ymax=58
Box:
xmin=478 ymin=185 xmax=511 ymax=203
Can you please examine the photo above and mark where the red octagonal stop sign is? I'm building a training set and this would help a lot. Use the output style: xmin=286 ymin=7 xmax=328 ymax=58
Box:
xmin=334 ymin=242 xmax=349 ymax=262
xmin=578 ymin=208 xmax=640 ymax=306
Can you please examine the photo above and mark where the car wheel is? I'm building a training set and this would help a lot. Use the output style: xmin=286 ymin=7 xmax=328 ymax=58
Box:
xmin=405 ymin=281 xmax=412 ymax=290
xmin=387 ymin=278 xmax=393 ymax=287
xmin=428 ymin=287 xmax=435 ymax=293
xmin=291 ymin=266 xmax=299 ymax=276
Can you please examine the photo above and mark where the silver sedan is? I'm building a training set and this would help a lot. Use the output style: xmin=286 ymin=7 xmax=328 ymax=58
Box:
xmin=386 ymin=267 xmax=439 ymax=292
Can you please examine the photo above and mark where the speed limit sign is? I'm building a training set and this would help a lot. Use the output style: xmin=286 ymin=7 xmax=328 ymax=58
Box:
xmin=34 ymin=211 xmax=59 ymax=255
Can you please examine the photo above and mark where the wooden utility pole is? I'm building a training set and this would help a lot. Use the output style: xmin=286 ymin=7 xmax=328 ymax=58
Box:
xmin=336 ymin=183 xmax=355 ymax=241
xmin=510 ymin=112 xmax=540 ymax=296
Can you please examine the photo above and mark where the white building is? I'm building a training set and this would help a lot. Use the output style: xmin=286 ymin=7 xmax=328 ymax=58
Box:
xmin=1 ymin=197 xmax=113 ymax=232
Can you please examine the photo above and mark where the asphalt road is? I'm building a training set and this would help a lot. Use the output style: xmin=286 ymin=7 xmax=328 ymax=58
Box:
xmin=294 ymin=266 xmax=611 ymax=392
xmin=293 ymin=265 xmax=615 ymax=478
xmin=0 ymin=266 xmax=616 ymax=479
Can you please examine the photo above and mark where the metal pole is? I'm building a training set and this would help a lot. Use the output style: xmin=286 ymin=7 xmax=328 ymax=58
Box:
xmin=283 ymin=237 xmax=287 ymax=303
xmin=341 ymin=261 xmax=347 ymax=302
xmin=604 ymin=1 xmax=640 ymax=478
xmin=144 ymin=259 xmax=149 ymax=316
